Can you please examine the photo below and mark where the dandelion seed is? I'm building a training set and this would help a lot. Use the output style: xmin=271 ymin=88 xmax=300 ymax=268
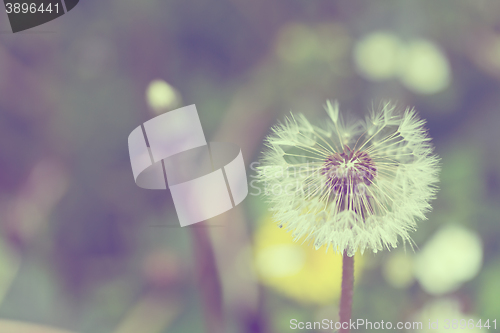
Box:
xmin=257 ymin=101 xmax=440 ymax=257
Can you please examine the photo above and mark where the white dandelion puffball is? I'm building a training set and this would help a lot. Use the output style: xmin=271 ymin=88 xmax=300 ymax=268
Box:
xmin=257 ymin=101 xmax=440 ymax=256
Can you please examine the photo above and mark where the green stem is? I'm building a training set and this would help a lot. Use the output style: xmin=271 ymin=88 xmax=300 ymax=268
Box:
xmin=339 ymin=252 xmax=354 ymax=333
xmin=191 ymin=226 xmax=224 ymax=333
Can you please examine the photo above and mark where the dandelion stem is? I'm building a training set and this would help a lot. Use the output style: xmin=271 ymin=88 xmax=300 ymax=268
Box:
xmin=339 ymin=252 xmax=354 ymax=333
xmin=190 ymin=225 xmax=225 ymax=333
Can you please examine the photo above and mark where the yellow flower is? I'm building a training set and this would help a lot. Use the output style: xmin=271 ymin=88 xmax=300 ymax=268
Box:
xmin=253 ymin=215 xmax=364 ymax=305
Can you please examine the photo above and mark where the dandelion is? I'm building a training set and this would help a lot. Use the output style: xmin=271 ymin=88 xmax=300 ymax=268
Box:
xmin=258 ymin=101 xmax=439 ymax=256
xmin=257 ymin=101 xmax=440 ymax=332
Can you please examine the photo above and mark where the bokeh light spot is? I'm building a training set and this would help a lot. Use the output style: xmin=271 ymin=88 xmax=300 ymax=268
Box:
xmin=415 ymin=224 xmax=483 ymax=295
xmin=146 ymin=79 xmax=180 ymax=113
xmin=414 ymin=298 xmax=484 ymax=333
xmin=353 ymin=33 xmax=451 ymax=94
xmin=399 ymin=39 xmax=451 ymax=94
xmin=353 ymin=31 xmax=403 ymax=81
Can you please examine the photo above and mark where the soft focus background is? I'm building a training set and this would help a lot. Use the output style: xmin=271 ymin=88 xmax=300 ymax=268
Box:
xmin=1 ymin=1 xmax=500 ymax=332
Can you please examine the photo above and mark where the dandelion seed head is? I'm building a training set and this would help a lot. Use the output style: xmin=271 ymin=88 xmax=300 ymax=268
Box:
xmin=321 ymin=146 xmax=377 ymax=196
xmin=257 ymin=101 xmax=440 ymax=256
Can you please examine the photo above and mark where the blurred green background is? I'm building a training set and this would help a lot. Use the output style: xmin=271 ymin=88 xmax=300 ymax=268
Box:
xmin=1 ymin=0 xmax=500 ymax=332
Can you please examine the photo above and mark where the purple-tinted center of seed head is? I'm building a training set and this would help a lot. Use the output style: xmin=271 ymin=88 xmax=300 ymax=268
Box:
xmin=321 ymin=145 xmax=377 ymax=195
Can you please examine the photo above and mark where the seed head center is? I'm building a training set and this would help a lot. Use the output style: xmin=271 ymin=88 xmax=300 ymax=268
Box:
xmin=321 ymin=145 xmax=377 ymax=194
